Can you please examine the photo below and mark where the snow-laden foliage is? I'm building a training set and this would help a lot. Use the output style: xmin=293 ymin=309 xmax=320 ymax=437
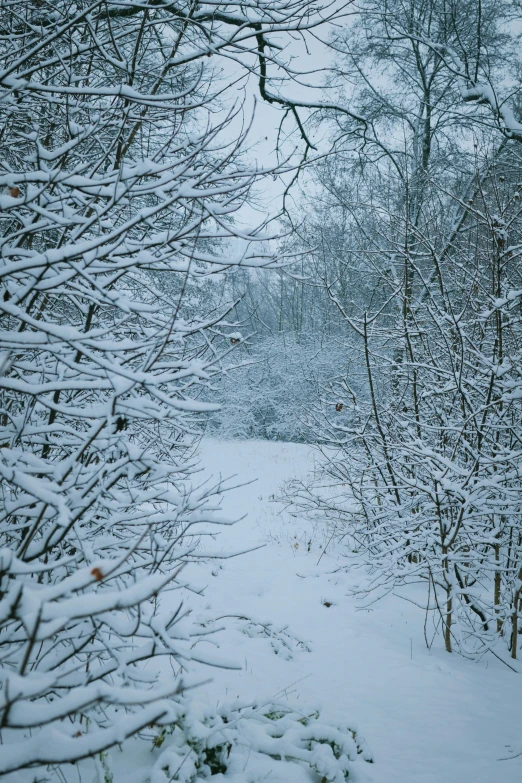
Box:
xmin=0 ymin=0 xmax=361 ymax=778
xmin=275 ymin=0 xmax=522 ymax=660
xmin=287 ymin=150 xmax=522 ymax=658
xmin=207 ymin=332 xmax=348 ymax=442
xmin=144 ymin=698 xmax=372 ymax=783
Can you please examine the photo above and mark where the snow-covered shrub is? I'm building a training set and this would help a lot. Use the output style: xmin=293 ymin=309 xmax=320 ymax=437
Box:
xmin=208 ymin=333 xmax=349 ymax=442
xmin=145 ymin=699 xmax=372 ymax=783
xmin=0 ymin=1 xmax=345 ymax=779
xmin=287 ymin=155 xmax=522 ymax=658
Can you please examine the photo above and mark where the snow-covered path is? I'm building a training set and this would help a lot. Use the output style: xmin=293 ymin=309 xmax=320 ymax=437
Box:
xmin=194 ymin=439 xmax=522 ymax=783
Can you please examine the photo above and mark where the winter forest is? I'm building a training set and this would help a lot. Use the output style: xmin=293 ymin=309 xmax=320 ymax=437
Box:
xmin=1 ymin=1 xmax=522 ymax=781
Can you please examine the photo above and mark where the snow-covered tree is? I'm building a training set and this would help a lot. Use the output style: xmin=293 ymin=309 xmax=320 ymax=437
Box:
xmin=288 ymin=146 xmax=522 ymax=658
xmin=277 ymin=0 xmax=522 ymax=658
xmin=0 ymin=1 xmax=364 ymax=779
xmin=207 ymin=330 xmax=348 ymax=441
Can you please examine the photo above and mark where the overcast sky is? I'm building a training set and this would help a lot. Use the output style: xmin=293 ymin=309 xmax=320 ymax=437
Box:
xmin=219 ymin=18 xmax=347 ymax=237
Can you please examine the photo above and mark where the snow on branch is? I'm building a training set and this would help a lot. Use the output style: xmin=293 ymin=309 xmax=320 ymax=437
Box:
xmin=0 ymin=1 xmax=325 ymax=778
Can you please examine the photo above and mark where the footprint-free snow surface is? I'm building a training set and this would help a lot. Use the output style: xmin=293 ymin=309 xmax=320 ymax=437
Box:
xmin=189 ymin=439 xmax=522 ymax=783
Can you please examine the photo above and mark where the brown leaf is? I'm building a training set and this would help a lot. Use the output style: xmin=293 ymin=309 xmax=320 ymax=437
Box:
xmin=91 ymin=567 xmax=104 ymax=581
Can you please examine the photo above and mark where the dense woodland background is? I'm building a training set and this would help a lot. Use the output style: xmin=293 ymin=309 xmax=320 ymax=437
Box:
xmin=1 ymin=1 xmax=522 ymax=780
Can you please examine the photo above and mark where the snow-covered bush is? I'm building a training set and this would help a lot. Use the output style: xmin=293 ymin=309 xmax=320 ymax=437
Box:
xmin=145 ymin=698 xmax=372 ymax=783
xmin=207 ymin=332 xmax=350 ymax=442
xmin=0 ymin=1 xmax=360 ymax=779
xmin=287 ymin=154 xmax=522 ymax=658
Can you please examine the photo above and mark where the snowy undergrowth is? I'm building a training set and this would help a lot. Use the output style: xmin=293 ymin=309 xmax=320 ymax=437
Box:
xmin=144 ymin=699 xmax=371 ymax=783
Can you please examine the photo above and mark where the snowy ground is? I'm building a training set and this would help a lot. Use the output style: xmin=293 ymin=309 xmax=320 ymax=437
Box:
xmin=56 ymin=438 xmax=522 ymax=783
xmin=184 ymin=438 xmax=522 ymax=783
